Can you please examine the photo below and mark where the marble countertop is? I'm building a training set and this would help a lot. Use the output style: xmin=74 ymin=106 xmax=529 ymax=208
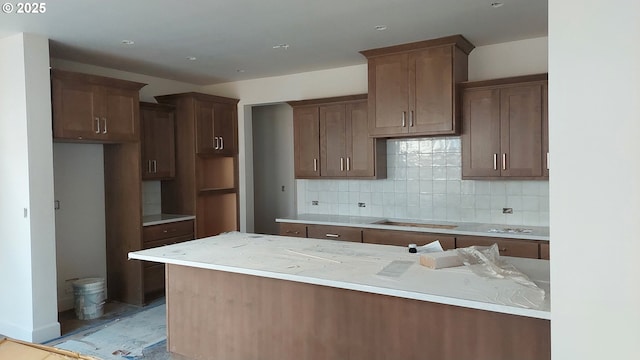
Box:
xmin=129 ymin=232 xmax=550 ymax=319
xmin=276 ymin=214 xmax=550 ymax=241
xmin=142 ymin=214 xmax=195 ymax=227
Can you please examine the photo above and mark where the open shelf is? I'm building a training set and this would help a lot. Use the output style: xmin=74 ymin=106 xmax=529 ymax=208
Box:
xmin=196 ymin=192 xmax=238 ymax=238
xmin=197 ymin=156 xmax=235 ymax=191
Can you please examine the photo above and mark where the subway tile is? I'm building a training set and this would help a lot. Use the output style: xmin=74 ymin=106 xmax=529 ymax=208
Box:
xmin=506 ymin=195 xmax=523 ymax=209
xmin=358 ymin=192 xmax=372 ymax=204
xmin=475 ymin=181 xmax=491 ymax=195
xmin=461 ymin=194 xmax=475 ymax=209
xmin=419 ymin=206 xmax=433 ymax=220
xmin=433 ymin=194 xmax=447 ymax=208
xmin=446 ymin=194 xmax=461 ymax=207
xmin=406 ymin=140 xmax=420 ymax=154
xmin=398 ymin=141 xmax=408 ymax=154
xmin=419 ymin=180 xmax=433 ymax=194
xmin=445 ymin=137 xmax=462 ymax=152
xmin=395 ymin=193 xmax=408 ymax=207
xmin=521 ymin=181 xmax=539 ymax=196
xmin=407 ymin=180 xmax=420 ymax=194
xmin=446 ymin=180 xmax=461 ymax=194
xmin=369 ymin=205 xmax=383 ymax=217
xmin=420 ymin=193 xmax=433 ymax=208
xmin=491 ymin=195 xmax=507 ymax=208
xmin=538 ymin=212 xmax=550 ymax=226
xmin=394 ymin=167 xmax=407 ymax=180
xmin=539 ymin=196 xmax=550 ymax=212
xmin=446 ymin=167 xmax=461 ymax=180
xmin=461 ymin=180 xmax=475 ymax=194
xmin=359 ymin=181 xmax=372 ymax=193
xmin=327 ymin=181 xmax=339 ymax=191
xmin=383 ymin=192 xmax=395 ymax=206
xmin=348 ymin=181 xmax=359 ymax=192
xmin=521 ymin=211 xmax=539 ymax=225
xmin=539 ymin=181 xmax=549 ymax=196
xmin=446 ymin=208 xmax=461 ymax=221
xmin=383 ymin=205 xmax=395 ymax=218
xmin=522 ymin=196 xmax=540 ymax=211
xmin=506 ymin=182 xmax=523 ymax=195
xmin=395 ymin=154 xmax=407 ymax=168
xmin=419 ymin=153 xmax=433 ymax=167
xmin=460 ymin=208 xmax=476 ymax=222
xmin=371 ymin=180 xmax=384 ymax=193
xmin=348 ymin=192 xmax=359 ymax=204
xmin=407 ymin=153 xmax=420 ymax=167
xmin=383 ymin=180 xmax=395 ymax=193
xmin=445 ymin=153 xmax=462 ymax=167
xmin=394 ymin=206 xmax=409 ymax=219
xmin=491 ymin=210 xmax=507 ymax=224
xmin=371 ymin=191 xmax=383 ymax=205
xmin=433 ymin=180 xmax=447 ymax=194
xmin=358 ymin=205 xmax=372 ymax=217
xmin=395 ymin=180 xmax=407 ymax=193
xmin=433 ymin=167 xmax=447 ymax=180
xmin=419 ymin=139 xmax=433 ymax=154
xmin=419 ymin=166 xmax=433 ymax=180
xmin=407 ymin=193 xmax=420 ymax=207
xmin=407 ymin=168 xmax=420 ymax=180
xmin=490 ymin=181 xmax=506 ymax=195
xmin=505 ymin=213 xmax=524 ymax=225
xmin=386 ymin=140 xmax=398 ymax=155
xmin=433 ymin=139 xmax=446 ymax=152
xmin=433 ymin=207 xmax=447 ymax=220
xmin=406 ymin=206 xmax=421 ymax=219
xmin=475 ymin=211 xmax=491 ymax=223
xmin=475 ymin=195 xmax=491 ymax=210
xmin=432 ymin=153 xmax=447 ymax=167
xmin=338 ymin=180 xmax=349 ymax=192
xmin=338 ymin=192 xmax=350 ymax=204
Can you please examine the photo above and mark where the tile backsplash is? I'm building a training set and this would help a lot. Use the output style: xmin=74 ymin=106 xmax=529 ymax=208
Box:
xmin=142 ymin=181 xmax=162 ymax=216
xmin=296 ymin=137 xmax=549 ymax=226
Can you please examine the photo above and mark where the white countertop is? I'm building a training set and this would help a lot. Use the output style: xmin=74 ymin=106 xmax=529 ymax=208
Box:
xmin=277 ymin=214 xmax=550 ymax=241
xmin=142 ymin=214 xmax=195 ymax=227
xmin=129 ymin=232 xmax=550 ymax=319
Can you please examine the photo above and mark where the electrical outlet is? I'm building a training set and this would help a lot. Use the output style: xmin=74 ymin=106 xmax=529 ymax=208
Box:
xmin=358 ymin=202 xmax=366 ymax=208
xmin=502 ymin=208 xmax=513 ymax=214
xmin=312 ymin=201 xmax=319 ymax=206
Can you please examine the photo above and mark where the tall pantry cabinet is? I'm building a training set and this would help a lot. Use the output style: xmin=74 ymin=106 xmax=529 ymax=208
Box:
xmin=155 ymin=93 xmax=240 ymax=238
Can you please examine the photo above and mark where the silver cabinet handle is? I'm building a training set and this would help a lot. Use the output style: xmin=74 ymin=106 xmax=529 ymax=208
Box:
xmin=147 ymin=160 xmax=152 ymax=174
xmin=502 ymin=153 xmax=507 ymax=170
xmin=546 ymin=152 xmax=550 ymax=170
xmin=95 ymin=117 xmax=100 ymax=133
xmin=340 ymin=157 xmax=344 ymax=171
xmin=409 ymin=111 xmax=414 ymax=127
xmin=493 ymin=154 xmax=498 ymax=170
xmin=401 ymin=111 xmax=406 ymax=127
xmin=346 ymin=157 xmax=350 ymax=171
xmin=220 ymin=136 xmax=224 ymax=150
xmin=152 ymin=160 xmax=157 ymax=173
xmin=313 ymin=158 xmax=318 ymax=172
xmin=213 ymin=137 xmax=219 ymax=150
xmin=325 ymin=233 xmax=340 ymax=238
xmin=102 ymin=118 xmax=107 ymax=134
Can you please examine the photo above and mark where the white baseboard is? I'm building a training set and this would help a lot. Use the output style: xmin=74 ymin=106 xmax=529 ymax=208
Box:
xmin=0 ymin=320 xmax=60 ymax=343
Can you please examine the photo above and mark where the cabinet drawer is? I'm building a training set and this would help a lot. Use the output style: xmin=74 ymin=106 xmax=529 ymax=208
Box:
xmin=307 ymin=225 xmax=362 ymax=243
xmin=540 ymin=243 xmax=550 ymax=260
xmin=279 ymin=223 xmax=307 ymax=238
xmin=143 ymin=234 xmax=194 ymax=255
xmin=143 ymin=220 xmax=194 ymax=242
xmin=362 ymin=229 xmax=455 ymax=250
xmin=456 ymin=236 xmax=539 ymax=259
xmin=144 ymin=264 xmax=165 ymax=294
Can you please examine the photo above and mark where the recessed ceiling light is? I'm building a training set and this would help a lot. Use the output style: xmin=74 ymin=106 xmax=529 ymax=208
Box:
xmin=490 ymin=2 xmax=504 ymax=7
xmin=186 ymin=56 xmax=197 ymax=61
xmin=236 ymin=69 xmax=245 ymax=73
xmin=272 ymin=44 xmax=290 ymax=50
xmin=374 ymin=25 xmax=388 ymax=31
xmin=121 ymin=40 xmax=135 ymax=45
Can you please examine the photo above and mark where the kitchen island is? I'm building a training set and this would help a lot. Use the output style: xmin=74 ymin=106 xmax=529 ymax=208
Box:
xmin=129 ymin=232 xmax=550 ymax=360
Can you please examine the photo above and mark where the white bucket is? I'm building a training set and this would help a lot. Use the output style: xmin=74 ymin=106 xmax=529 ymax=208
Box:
xmin=72 ymin=277 xmax=105 ymax=320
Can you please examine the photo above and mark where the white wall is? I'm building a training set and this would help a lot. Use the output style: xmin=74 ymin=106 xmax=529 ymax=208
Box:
xmin=0 ymin=33 xmax=59 ymax=342
xmin=468 ymin=37 xmax=548 ymax=81
xmin=549 ymin=1 xmax=640 ymax=359
xmin=252 ymin=104 xmax=296 ymax=234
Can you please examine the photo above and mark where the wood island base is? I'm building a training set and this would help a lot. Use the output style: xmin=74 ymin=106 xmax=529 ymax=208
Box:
xmin=165 ymin=264 xmax=550 ymax=360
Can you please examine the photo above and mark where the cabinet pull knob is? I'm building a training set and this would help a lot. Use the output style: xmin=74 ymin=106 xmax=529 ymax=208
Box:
xmin=499 ymin=247 xmax=508 ymax=252
xmin=95 ymin=117 xmax=101 ymax=134
xmin=409 ymin=111 xmax=414 ymax=127
xmin=102 ymin=118 xmax=107 ymax=134
xmin=340 ymin=157 xmax=344 ymax=171
xmin=325 ymin=233 xmax=340 ymax=238
xmin=401 ymin=111 xmax=406 ymax=127
xmin=313 ymin=158 xmax=318 ymax=172
xmin=493 ymin=154 xmax=498 ymax=170
xmin=502 ymin=153 xmax=507 ymax=170
xmin=220 ymin=136 xmax=224 ymax=150
xmin=346 ymin=157 xmax=350 ymax=171
xmin=286 ymin=230 xmax=300 ymax=235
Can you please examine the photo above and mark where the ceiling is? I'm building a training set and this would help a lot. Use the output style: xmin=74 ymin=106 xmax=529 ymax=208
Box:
xmin=0 ymin=0 xmax=547 ymax=85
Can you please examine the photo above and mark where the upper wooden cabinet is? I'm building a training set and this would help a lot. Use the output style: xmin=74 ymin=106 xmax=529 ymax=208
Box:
xmin=51 ymin=69 xmax=146 ymax=142
xmin=461 ymin=74 xmax=548 ymax=179
xmin=140 ymin=102 xmax=176 ymax=180
xmin=194 ymin=100 xmax=237 ymax=155
xmin=360 ymin=35 xmax=475 ymax=138
xmin=289 ymin=95 xmax=386 ymax=179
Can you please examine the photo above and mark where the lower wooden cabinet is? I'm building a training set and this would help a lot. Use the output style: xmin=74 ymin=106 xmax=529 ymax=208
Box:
xmin=362 ymin=229 xmax=455 ymax=250
xmin=539 ymin=243 xmax=550 ymax=260
xmin=141 ymin=220 xmax=194 ymax=301
xmin=456 ymin=235 xmax=540 ymax=259
xmin=279 ymin=223 xmax=307 ymax=238
xmin=307 ymin=225 xmax=362 ymax=242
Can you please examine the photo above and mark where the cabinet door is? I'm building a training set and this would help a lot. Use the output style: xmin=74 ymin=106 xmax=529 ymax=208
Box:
xmin=542 ymin=83 xmax=549 ymax=177
xmin=461 ymin=89 xmax=501 ymax=178
xmin=213 ymin=102 xmax=237 ymax=155
xmin=363 ymin=229 xmax=455 ymax=250
xmin=346 ymin=100 xmax=375 ymax=177
xmin=456 ymin=236 xmax=540 ymax=259
xmin=141 ymin=105 xmax=175 ymax=180
xmin=51 ymin=77 xmax=101 ymax=140
xmin=411 ymin=46 xmax=455 ymax=134
xmin=540 ymin=243 xmax=550 ymax=260
xmin=320 ymin=104 xmax=347 ymax=177
xmin=368 ymin=53 xmax=410 ymax=136
xmin=102 ymin=86 xmax=139 ymax=141
xmin=500 ymin=84 xmax=543 ymax=177
xmin=195 ymin=100 xmax=216 ymax=154
xmin=293 ymin=107 xmax=320 ymax=178
xmin=307 ymin=225 xmax=362 ymax=242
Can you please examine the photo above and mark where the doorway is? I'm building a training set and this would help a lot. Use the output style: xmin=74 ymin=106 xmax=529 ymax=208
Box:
xmin=251 ymin=104 xmax=296 ymax=235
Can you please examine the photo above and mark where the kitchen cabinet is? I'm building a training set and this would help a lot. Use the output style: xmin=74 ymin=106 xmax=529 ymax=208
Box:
xmin=461 ymin=74 xmax=548 ymax=179
xmin=362 ymin=229 xmax=455 ymax=250
xmin=279 ymin=222 xmax=307 ymax=238
xmin=195 ymin=100 xmax=237 ymax=155
xmin=142 ymin=220 xmax=194 ymax=300
xmin=540 ymin=243 xmax=550 ymax=260
xmin=360 ymin=35 xmax=474 ymax=138
xmin=456 ymin=235 xmax=540 ymax=259
xmin=140 ymin=102 xmax=175 ymax=180
xmin=289 ymin=95 xmax=386 ymax=179
xmin=307 ymin=225 xmax=362 ymax=243
xmin=155 ymin=92 xmax=240 ymax=238
xmin=51 ymin=69 xmax=145 ymax=142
